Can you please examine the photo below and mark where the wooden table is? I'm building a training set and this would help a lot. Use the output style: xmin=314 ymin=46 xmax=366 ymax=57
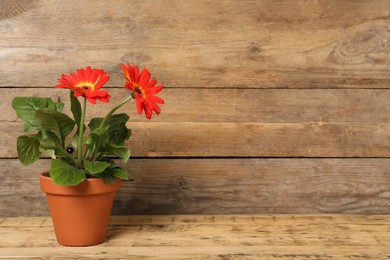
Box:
xmin=0 ymin=215 xmax=389 ymax=259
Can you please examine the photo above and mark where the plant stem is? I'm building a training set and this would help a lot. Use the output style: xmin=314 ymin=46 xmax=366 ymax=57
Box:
xmin=77 ymin=97 xmax=87 ymax=168
xmin=99 ymin=95 xmax=132 ymax=128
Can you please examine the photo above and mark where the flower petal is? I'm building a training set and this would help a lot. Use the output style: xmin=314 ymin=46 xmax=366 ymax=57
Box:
xmin=120 ymin=63 xmax=164 ymax=119
xmin=145 ymin=85 xmax=163 ymax=95
xmin=55 ymin=66 xmax=110 ymax=104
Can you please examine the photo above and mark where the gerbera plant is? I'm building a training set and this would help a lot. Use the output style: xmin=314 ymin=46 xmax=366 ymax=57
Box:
xmin=12 ymin=64 xmax=164 ymax=186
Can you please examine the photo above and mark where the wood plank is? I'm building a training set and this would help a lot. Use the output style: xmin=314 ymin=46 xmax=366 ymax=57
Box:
xmin=2 ymin=215 xmax=390 ymax=227
xmin=110 ymin=214 xmax=390 ymax=225
xmin=0 ymin=215 xmax=389 ymax=259
xmin=1 ymin=221 xmax=389 ymax=248
xmin=0 ymin=246 xmax=388 ymax=260
xmin=3 ymin=88 xmax=390 ymax=123
xmin=3 ymin=88 xmax=390 ymax=157
xmin=1 ymin=1 xmax=390 ymax=88
xmin=1 ymin=158 xmax=389 ymax=216
xmin=2 ymin=121 xmax=390 ymax=158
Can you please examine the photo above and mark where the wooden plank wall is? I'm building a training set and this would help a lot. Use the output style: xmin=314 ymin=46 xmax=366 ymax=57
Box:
xmin=1 ymin=0 xmax=390 ymax=216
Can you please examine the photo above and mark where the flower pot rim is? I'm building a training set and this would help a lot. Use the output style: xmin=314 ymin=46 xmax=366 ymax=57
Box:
xmin=40 ymin=172 xmax=121 ymax=196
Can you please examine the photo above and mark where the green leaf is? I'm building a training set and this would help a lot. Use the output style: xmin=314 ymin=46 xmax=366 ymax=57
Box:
xmin=93 ymin=172 xmax=117 ymax=184
xmin=88 ymin=117 xmax=100 ymax=131
xmin=93 ymin=165 xmax=129 ymax=184
xmin=103 ymin=143 xmax=131 ymax=163
xmin=83 ymin=160 xmax=110 ymax=174
xmin=17 ymin=134 xmax=41 ymax=166
xmin=35 ymin=108 xmax=75 ymax=147
xmin=85 ymin=127 xmax=109 ymax=155
xmin=111 ymin=125 xmax=131 ymax=146
xmin=110 ymin=166 xmax=129 ymax=180
xmin=49 ymin=159 xmax=86 ymax=186
xmin=38 ymin=131 xmax=76 ymax=165
xmin=39 ymin=130 xmax=62 ymax=149
xmin=69 ymin=91 xmax=84 ymax=132
xmin=12 ymin=97 xmax=64 ymax=132
xmin=49 ymin=147 xmax=76 ymax=166
xmin=89 ymin=114 xmax=131 ymax=145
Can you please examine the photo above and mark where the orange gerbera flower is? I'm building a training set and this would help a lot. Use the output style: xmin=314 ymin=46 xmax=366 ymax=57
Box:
xmin=55 ymin=66 xmax=111 ymax=104
xmin=120 ymin=63 xmax=164 ymax=120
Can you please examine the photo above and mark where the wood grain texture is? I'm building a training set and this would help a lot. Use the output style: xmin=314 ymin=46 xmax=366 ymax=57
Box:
xmin=1 ymin=158 xmax=390 ymax=217
xmin=0 ymin=0 xmax=390 ymax=88
xmin=3 ymin=121 xmax=390 ymax=158
xmin=3 ymin=88 xmax=390 ymax=123
xmin=0 ymin=215 xmax=389 ymax=259
xmin=2 ymin=88 xmax=390 ymax=157
xmin=1 ymin=0 xmax=390 ymax=216
xmin=0 ymin=0 xmax=35 ymax=20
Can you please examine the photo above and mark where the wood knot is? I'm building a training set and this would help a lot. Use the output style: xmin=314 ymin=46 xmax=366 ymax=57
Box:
xmin=172 ymin=177 xmax=188 ymax=188
xmin=121 ymin=52 xmax=152 ymax=65
xmin=0 ymin=0 xmax=36 ymax=20
xmin=328 ymin=26 xmax=390 ymax=65
xmin=167 ymin=177 xmax=195 ymax=205
xmin=249 ymin=43 xmax=261 ymax=54
xmin=346 ymin=26 xmax=390 ymax=55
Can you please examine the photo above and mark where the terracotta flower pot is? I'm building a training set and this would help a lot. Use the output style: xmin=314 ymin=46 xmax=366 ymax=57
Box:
xmin=39 ymin=173 xmax=121 ymax=246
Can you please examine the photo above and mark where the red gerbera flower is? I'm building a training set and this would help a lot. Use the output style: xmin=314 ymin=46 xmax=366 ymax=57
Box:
xmin=55 ymin=66 xmax=111 ymax=104
xmin=120 ymin=63 xmax=164 ymax=120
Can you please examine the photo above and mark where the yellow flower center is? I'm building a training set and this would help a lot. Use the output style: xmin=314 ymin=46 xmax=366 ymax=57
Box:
xmin=76 ymin=82 xmax=95 ymax=92
xmin=134 ymin=86 xmax=144 ymax=97
xmin=75 ymin=75 xmax=102 ymax=92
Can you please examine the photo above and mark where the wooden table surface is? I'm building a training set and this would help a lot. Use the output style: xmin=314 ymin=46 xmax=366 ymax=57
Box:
xmin=0 ymin=215 xmax=389 ymax=259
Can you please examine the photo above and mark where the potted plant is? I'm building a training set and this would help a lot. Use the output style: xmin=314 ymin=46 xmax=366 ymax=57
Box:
xmin=12 ymin=64 xmax=164 ymax=246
